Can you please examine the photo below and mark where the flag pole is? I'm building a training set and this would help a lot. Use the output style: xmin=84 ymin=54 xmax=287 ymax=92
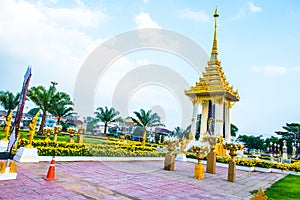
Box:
xmin=7 ymin=67 xmax=32 ymax=161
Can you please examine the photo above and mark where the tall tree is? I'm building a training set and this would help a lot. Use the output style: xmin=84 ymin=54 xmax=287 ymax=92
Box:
xmin=49 ymin=92 xmax=75 ymax=124
xmin=130 ymin=109 xmax=164 ymax=144
xmin=94 ymin=106 xmax=120 ymax=136
xmin=275 ymin=123 xmax=300 ymax=154
xmin=172 ymin=126 xmax=184 ymax=139
xmin=27 ymin=85 xmax=56 ymax=133
xmin=86 ymin=116 xmax=98 ymax=134
xmin=264 ymin=136 xmax=280 ymax=152
xmin=236 ymin=134 xmax=265 ymax=153
xmin=28 ymin=107 xmax=40 ymax=117
xmin=231 ymin=124 xmax=239 ymax=137
xmin=0 ymin=91 xmax=20 ymax=120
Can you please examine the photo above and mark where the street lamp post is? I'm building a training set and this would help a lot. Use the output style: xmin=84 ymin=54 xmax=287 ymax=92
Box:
xmin=269 ymin=142 xmax=273 ymax=153
xmin=51 ymin=81 xmax=58 ymax=87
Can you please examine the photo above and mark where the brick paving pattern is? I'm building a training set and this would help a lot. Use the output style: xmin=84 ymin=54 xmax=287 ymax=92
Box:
xmin=0 ymin=160 xmax=286 ymax=200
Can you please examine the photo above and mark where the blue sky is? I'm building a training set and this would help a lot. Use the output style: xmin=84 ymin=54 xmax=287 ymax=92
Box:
xmin=0 ymin=0 xmax=299 ymax=137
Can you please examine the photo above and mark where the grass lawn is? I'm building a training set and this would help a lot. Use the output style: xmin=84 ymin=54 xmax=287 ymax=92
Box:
xmin=0 ymin=129 xmax=112 ymax=145
xmin=0 ymin=129 xmax=30 ymax=140
xmin=263 ymin=174 xmax=300 ymax=200
xmin=83 ymin=137 xmax=104 ymax=144
xmin=0 ymin=129 xmax=74 ymax=143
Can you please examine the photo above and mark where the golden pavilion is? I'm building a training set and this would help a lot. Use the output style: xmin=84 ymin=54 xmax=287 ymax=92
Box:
xmin=185 ymin=9 xmax=240 ymax=142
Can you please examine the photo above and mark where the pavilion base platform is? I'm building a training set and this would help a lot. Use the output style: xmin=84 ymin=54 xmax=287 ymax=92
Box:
xmin=0 ymin=160 xmax=18 ymax=180
xmin=0 ymin=168 xmax=17 ymax=180
xmin=14 ymin=147 xmax=39 ymax=163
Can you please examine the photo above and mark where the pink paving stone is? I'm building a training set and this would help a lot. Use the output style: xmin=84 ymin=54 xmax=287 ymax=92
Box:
xmin=2 ymin=160 xmax=287 ymax=200
xmin=0 ymin=169 xmax=86 ymax=200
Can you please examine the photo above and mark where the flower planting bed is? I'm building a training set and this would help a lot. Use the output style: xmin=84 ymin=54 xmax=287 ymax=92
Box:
xmin=18 ymin=138 xmax=167 ymax=157
xmin=185 ymin=153 xmax=300 ymax=174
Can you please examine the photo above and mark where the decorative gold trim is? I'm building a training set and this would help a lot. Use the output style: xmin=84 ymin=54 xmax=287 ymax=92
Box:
xmin=185 ymin=9 xmax=239 ymax=104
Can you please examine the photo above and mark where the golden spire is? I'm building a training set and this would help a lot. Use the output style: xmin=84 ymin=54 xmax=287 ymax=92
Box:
xmin=184 ymin=7 xmax=240 ymax=102
xmin=211 ymin=8 xmax=219 ymax=62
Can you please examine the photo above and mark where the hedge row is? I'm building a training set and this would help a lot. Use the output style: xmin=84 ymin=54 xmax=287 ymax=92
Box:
xmin=18 ymin=138 xmax=166 ymax=157
xmin=185 ymin=153 xmax=300 ymax=172
xmin=20 ymin=138 xmax=85 ymax=149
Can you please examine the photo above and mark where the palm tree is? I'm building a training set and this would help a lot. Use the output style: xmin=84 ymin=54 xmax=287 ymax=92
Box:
xmin=27 ymin=85 xmax=57 ymax=134
xmin=0 ymin=91 xmax=20 ymax=120
xmin=172 ymin=126 xmax=184 ymax=139
xmin=86 ymin=116 xmax=98 ymax=134
xmin=49 ymin=92 xmax=75 ymax=125
xmin=231 ymin=124 xmax=239 ymax=137
xmin=28 ymin=107 xmax=40 ymax=117
xmin=130 ymin=109 xmax=164 ymax=145
xmin=94 ymin=106 xmax=120 ymax=136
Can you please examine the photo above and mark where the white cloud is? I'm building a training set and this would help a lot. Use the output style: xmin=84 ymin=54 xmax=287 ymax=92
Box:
xmin=0 ymin=1 xmax=107 ymax=95
xmin=128 ymin=85 xmax=181 ymax=127
xmin=45 ymin=6 xmax=108 ymax=28
xmin=136 ymin=58 xmax=151 ymax=66
xmin=248 ymin=2 xmax=262 ymax=13
xmin=75 ymin=0 xmax=84 ymax=7
xmin=234 ymin=8 xmax=246 ymax=20
xmin=49 ymin=0 xmax=59 ymax=4
xmin=143 ymin=0 xmax=149 ymax=4
xmin=135 ymin=11 xmax=161 ymax=29
xmin=97 ymin=57 xmax=151 ymax=97
xmin=176 ymin=8 xmax=210 ymax=22
xmin=251 ymin=65 xmax=300 ymax=75
xmin=234 ymin=2 xmax=262 ymax=20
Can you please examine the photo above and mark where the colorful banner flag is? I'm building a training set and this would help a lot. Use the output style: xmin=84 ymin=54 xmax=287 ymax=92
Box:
xmin=8 ymin=67 xmax=32 ymax=152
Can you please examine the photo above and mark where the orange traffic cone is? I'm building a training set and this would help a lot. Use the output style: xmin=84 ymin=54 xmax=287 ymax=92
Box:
xmin=44 ymin=156 xmax=57 ymax=181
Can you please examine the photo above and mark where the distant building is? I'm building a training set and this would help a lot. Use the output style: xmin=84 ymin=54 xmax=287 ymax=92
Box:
xmin=0 ymin=111 xmax=6 ymax=126
xmin=154 ymin=127 xmax=172 ymax=135
xmin=37 ymin=117 xmax=56 ymax=128
xmin=0 ymin=110 xmax=33 ymax=128
xmin=64 ymin=116 xmax=84 ymax=127
xmin=118 ymin=119 xmax=134 ymax=134
xmin=93 ymin=119 xmax=134 ymax=136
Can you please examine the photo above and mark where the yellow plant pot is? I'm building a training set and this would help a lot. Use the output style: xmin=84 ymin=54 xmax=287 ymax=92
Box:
xmin=229 ymin=148 xmax=237 ymax=158
xmin=194 ymin=163 xmax=204 ymax=180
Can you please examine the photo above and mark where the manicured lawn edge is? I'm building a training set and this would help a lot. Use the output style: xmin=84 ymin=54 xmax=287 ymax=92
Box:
xmin=264 ymin=174 xmax=300 ymax=200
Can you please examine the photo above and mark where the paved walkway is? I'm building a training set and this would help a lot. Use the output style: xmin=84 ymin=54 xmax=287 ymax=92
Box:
xmin=0 ymin=160 xmax=286 ymax=200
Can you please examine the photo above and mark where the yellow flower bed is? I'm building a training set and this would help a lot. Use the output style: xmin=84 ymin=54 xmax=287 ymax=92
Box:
xmin=38 ymin=147 xmax=90 ymax=156
xmin=185 ymin=152 xmax=300 ymax=172
xmin=18 ymin=138 xmax=166 ymax=157
xmin=85 ymin=144 xmax=165 ymax=157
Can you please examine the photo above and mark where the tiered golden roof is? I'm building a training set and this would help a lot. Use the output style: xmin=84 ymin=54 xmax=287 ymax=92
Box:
xmin=185 ymin=9 xmax=239 ymax=102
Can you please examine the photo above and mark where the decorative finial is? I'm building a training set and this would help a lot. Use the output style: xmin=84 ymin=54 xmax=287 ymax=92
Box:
xmin=214 ymin=8 xmax=219 ymax=18
xmin=211 ymin=8 xmax=219 ymax=62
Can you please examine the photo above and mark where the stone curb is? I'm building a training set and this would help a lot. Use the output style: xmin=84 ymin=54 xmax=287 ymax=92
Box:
xmin=38 ymin=156 xmax=165 ymax=162
xmin=37 ymin=156 xmax=300 ymax=176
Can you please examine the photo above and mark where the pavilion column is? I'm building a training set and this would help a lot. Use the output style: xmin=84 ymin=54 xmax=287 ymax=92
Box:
xmin=225 ymin=104 xmax=231 ymax=141
xmin=190 ymin=102 xmax=199 ymax=140
xmin=215 ymin=103 xmax=224 ymax=137
xmin=213 ymin=102 xmax=218 ymax=136
xmin=200 ymin=100 xmax=209 ymax=140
